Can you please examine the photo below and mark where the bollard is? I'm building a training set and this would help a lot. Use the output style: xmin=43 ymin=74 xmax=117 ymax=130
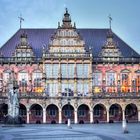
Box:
xmin=67 ymin=118 xmax=72 ymax=129
xmin=122 ymin=119 xmax=129 ymax=133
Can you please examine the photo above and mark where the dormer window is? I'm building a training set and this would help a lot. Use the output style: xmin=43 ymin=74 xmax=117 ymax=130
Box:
xmin=99 ymin=29 xmax=122 ymax=61
xmin=13 ymin=32 xmax=34 ymax=60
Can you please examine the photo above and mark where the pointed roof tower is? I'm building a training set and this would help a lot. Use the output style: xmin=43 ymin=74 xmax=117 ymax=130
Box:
xmin=61 ymin=8 xmax=73 ymax=28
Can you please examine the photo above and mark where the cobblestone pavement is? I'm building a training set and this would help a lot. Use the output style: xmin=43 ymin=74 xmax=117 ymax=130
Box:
xmin=0 ymin=123 xmax=140 ymax=140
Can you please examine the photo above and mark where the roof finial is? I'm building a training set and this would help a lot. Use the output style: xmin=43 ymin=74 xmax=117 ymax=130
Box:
xmin=58 ymin=22 xmax=60 ymax=28
xmin=65 ymin=7 xmax=68 ymax=13
xmin=108 ymin=14 xmax=112 ymax=30
xmin=74 ymin=22 xmax=76 ymax=28
xmin=18 ymin=14 xmax=24 ymax=29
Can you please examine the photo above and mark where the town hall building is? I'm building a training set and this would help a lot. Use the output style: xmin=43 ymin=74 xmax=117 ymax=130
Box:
xmin=0 ymin=9 xmax=140 ymax=124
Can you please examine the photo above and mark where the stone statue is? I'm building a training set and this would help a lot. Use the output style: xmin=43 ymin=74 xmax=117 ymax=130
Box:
xmin=4 ymin=71 xmax=22 ymax=125
xmin=8 ymin=87 xmax=19 ymax=118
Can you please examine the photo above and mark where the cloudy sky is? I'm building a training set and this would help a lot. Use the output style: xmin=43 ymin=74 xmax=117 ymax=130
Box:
xmin=0 ymin=0 xmax=140 ymax=53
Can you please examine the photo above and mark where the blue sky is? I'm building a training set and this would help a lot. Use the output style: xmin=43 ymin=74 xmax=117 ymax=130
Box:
xmin=0 ymin=0 xmax=140 ymax=53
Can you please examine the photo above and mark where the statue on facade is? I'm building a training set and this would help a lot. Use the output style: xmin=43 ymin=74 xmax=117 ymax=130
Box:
xmin=4 ymin=71 xmax=22 ymax=125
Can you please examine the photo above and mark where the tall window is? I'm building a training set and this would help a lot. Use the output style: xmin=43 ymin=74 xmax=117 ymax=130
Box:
xmin=106 ymin=72 xmax=116 ymax=92
xmin=83 ymin=83 xmax=89 ymax=96
xmin=83 ymin=64 xmax=89 ymax=78
xmin=53 ymin=64 xmax=59 ymax=78
xmin=77 ymin=64 xmax=83 ymax=78
xmin=93 ymin=72 xmax=102 ymax=86
xmin=46 ymin=64 xmax=53 ymax=78
xmin=32 ymin=71 xmax=42 ymax=86
xmin=77 ymin=81 xmax=83 ymax=96
xmin=92 ymin=72 xmax=102 ymax=93
xmin=3 ymin=70 xmax=11 ymax=83
xmin=48 ymin=82 xmax=58 ymax=97
xmin=67 ymin=64 xmax=74 ymax=78
xmin=18 ymin=71 xmax=28 ymax=92
xmin=32 ymin=70 xmax=42 ymax=92
xmin=61 ymin=82 xmax=74 ymax=96
xmin=121 ymin=70 xmax=130 ymax=93
xmin=61 ymin=64 xmax=67 ymax=78
xmin=46 ymin=64 xmax=59 ymax=78
xmin=61 ymin=64 xmax=74 ymax=78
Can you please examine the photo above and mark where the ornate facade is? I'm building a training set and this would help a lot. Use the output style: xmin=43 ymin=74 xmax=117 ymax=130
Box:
xmin=0 ymin=9 xmax=140 ymax=124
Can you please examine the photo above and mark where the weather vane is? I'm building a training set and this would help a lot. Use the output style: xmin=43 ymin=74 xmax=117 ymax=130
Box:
xmin=108 ymin=14 xmax=112 ymax=30
xmin=18 ymin=14 xmax=24 ymax=29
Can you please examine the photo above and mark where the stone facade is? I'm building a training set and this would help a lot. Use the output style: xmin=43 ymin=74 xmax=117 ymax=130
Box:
xmin=0 ymin=9 xmax=140 ymax=124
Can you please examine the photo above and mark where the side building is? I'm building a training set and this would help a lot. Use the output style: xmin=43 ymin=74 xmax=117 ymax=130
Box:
xmin=0 ymin=9 xmax=140 ymax=124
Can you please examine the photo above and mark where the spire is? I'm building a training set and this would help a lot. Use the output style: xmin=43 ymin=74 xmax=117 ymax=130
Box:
xmin=108 ymin=14 xmax=112 ymax=30
xmin=18 ymin=14 xmax=24 ymax=29
xmin=62 ymin=8 xmax=72 ymax=28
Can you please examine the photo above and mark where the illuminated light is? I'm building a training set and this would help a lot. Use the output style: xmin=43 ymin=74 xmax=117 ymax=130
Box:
xmin=34 ymin=87 xmax=43 ymax=93
xmin=94 ymin=87 xmax=101 ymax=93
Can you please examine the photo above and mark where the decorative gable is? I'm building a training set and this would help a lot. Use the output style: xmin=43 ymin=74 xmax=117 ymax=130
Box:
xmin=13 ymin=32 xmax=34 ymax=60
xmin=99 ymin=29 xmax=122 ymax=62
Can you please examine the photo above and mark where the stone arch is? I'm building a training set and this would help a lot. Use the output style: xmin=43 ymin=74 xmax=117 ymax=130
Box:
xmin=77 ymin=104 xmax=90 ymax=124
xmin=19 ymin=103 xmax=27 ymax=124
xmin=0 ymin=103 xmax=8 ymax=123
xmin=93 ymin=104 xmax=107 ymax=123
xmin=109 ymin=103 xmax=122 ymax=123
xmin=29 ymin=103 xmax=43 ymax=124
xmin=46 ymin=104 xmax=59 ymax=124
xmin=125 ymin=103 xmax=138 ymax=122
xmin=62 ymin=104 xmax=74 ymax=124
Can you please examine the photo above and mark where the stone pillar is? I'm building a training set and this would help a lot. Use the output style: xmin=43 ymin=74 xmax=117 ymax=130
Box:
xmin=59 ymin=108 xmax=62 ymax=124
xmin=138 ymin=110 xmax=140 ymax=122
xmin=122 ymin=109 xmax=125 ymax=121
xmin=74 ymin=79 xmax=77 ymax=97
xmin=107 ymin=108 xmax=109 ymax=123
xmin=90 ymin=110 xmax=93 ymax=123
xmin=27 ymin=108 xmax=30 ymax=124
xmin=43 ymin=108 xmax=46 ymax=123
xmin=89 ymin=61 xmax=93 ymax=96
xmin=58 ymin=63 xmax=62 ymax=97
xmin=74 ymin=109 xmax=78 ymax=124
xmin=74 ymin=62 xmax=77 ymax=97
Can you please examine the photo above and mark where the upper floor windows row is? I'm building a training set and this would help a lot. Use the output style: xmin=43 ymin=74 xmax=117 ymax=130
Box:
xmin=45 ymin=64 xmax=89 ymax=78
xmin=57 ymin=30 xmax=77 ymax=37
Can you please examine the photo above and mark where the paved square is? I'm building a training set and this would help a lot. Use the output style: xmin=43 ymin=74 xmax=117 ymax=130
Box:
xmin=0 ymin=123 xmax=140 ymax=140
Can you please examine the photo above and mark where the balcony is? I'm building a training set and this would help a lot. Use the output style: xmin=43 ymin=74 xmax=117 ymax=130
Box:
xmin=0 ymin=87 xmax=140 ymax=100
xmin=93 ymin=57 xmax=140 ymax=64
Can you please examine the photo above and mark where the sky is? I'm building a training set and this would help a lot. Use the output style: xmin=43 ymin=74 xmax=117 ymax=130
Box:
xmin=0 ymin=0 xmax=140 ymax=54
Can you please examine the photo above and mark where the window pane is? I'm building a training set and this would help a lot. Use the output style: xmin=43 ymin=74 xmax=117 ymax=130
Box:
xmin=83 ymin=64 xmax=89 ymax=78
xmin=77 ymin=64 xmax=83 ymax=78
xmin=67 ymin=64 xmax=74 ymax=78
xmin=93 ymin=73 xmax=102 ymax=86
xmin=61 ymin=64 xmax=67 ymax=78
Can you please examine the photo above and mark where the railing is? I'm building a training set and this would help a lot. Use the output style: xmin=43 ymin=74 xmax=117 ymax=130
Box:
xmin=0 ymin=57 xmax=42 ymax=63
xmin=93 ymin=57 xmax=140 ymax=63
xmin=0 ymin=57 xmax=139 ymax=63
xmin=0 ymin=91 xmax=140 ymax=99
xmin=43 ymin=52 xmax=91 ymax=58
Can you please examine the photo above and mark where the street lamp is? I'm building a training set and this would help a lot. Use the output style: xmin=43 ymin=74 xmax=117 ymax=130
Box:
xmin=67 ymin=97 xmax=72 ymax=129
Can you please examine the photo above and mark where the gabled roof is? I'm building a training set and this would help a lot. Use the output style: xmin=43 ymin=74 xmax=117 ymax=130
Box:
xmin=0 ymin=28 xmax=139 ymax=58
